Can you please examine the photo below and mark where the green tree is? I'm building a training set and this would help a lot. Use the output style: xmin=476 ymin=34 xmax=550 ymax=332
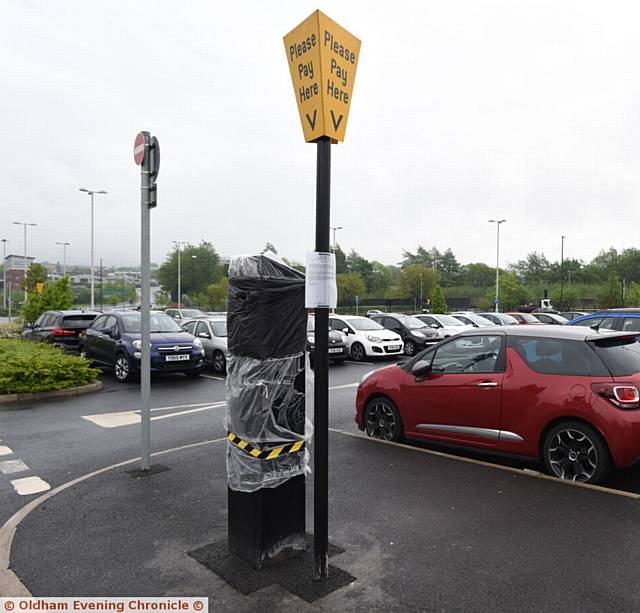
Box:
xmin=158 ymin=241 xmax=223 ymax=303
xmin=625 ymin=281 xmax=640 ymax=308
xmin=368 ymin=261 xmax=392 ymax=295
xmin=431 ymin=285 xmax=448 ymax=314
xmin=486 ymin=272 xmax=531 ymax=311
xmin=510 ymin=252 xmax=551 ymax=285
xmin=438 ymin=249 xmax=461 ymax=286
xmin=458 ymin=262 xmax=496 ymax=287
xmin=207 ymin=278 xmax=229 ymax=311
xmin=22 ymin=277 xmax=73 ymax=324
xmin=398 ymin=265 xmax=437 ymax=302
xmin=334 ymin=245 xmax=348 ymax=274
xmin=24 ymin=263 xmax=48 ymax=293
xmin=261 ymin=242 xmax=278 ymax=254
xmin=401 ymin=246 xmax=441 ymax=269
xmin=336 ymin=272 xmax=365 ymax=304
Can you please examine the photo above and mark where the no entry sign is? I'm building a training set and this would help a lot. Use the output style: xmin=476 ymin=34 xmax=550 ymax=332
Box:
xmin=133 ymin=132 xmax=145 ymax=165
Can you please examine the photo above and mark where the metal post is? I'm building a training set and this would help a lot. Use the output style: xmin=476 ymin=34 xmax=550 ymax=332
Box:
xmin=489 ymin=219 xmax=505 ymax=312
xmin=23 ymin=224 xmax=27 ymax=302
xmin=314 ymin=136 xmax=331 ymax=581
xmin=90 ymin=192 xmax=95 ymax=309
xmin=494 ymin=224 xmax=500 ymax=313
xmin=560 ymin=235 xmax=565 ymax=309
xmin=177 ymin=243 xmax=182 ymax=309
xmin=140 ymin=132 xmax=152 ymax=471
xmin=419 ymin=272 xmax=423 ymax=313
xmin=1 ymin=239 xmax=7 ymax=310
xmin=100 ymin=258 xmax=104 ymax=311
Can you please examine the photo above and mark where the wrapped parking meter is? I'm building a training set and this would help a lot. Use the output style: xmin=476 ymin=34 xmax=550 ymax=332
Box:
xmin=225 ymin=253 xmax=311 ymax=569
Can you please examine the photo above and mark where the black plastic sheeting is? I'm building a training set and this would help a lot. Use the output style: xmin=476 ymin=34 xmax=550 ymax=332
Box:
xmin=228 ymin=255 xmax=306 ymax=360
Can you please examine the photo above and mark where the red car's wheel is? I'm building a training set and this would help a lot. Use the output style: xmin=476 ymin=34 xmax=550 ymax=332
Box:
xmin=365 ymin=397 xmax=404 ymax=442
xmin=543 ymin=421 xmax=611 ymax=484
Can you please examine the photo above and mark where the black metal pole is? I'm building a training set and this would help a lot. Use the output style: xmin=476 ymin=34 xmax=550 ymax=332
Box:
xmin=314 ymin=136 xmax=331 ymax=581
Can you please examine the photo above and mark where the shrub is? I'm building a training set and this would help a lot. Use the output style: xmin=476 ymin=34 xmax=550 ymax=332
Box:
xmin=0 ymin=320 xmax=23 ymax=339
xmin=0 ymin=340 xmax=100 ymax=395
xmin=431 ymin=285 xmax=448 ymax=314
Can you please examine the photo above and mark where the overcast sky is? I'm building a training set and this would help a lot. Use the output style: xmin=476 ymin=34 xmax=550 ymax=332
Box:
xmin=2 ymin=1 xmax=640 ymax=269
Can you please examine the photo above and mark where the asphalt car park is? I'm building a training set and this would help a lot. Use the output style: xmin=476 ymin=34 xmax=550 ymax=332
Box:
xmin=6 ymin=355 xmax=640 ymax=609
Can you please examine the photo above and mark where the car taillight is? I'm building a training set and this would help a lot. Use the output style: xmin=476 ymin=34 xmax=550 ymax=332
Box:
xmin=52 ymin=327 xmax=75 ymax=337
xmin=591 ymin=383 xmax=640 ymax=408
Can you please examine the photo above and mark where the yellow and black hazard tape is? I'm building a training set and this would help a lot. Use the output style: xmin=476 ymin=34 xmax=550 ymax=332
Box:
xmin=227 ymin=432 xmax=305 ymax=460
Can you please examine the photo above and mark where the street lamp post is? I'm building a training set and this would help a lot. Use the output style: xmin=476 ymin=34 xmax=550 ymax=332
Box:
xmin=560 ymin=235 xmax=565 ymax=309
xmin=99 ymin=258 xmax=104 ymax=311
xmin=13 ymin=221 xmax=37 ymax=302
xmin=56 ymin=241 xmax=70 ymax=277
xmin=1 ymin=238 xmax=8 ymax=310
xmin=330 ymin=226 xmax=343 ymax=252
xmin=419 ymin=272 xmax=423 ymax=313
xmin=172 ymin=241 xmax=187 ymax=310
xmin=488 ymin=219 xmax=506 ymax=313
xmin=79 ymin=188 xmax=108 ymax=310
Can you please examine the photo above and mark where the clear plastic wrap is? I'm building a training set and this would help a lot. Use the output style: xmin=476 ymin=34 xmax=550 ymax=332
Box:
xmin=225 ymin=253 xmax=310 ymax=493
xmin=225 ymin=354 xmax=312 ymax=492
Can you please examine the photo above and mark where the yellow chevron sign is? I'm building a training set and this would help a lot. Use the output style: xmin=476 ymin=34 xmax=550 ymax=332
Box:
xmin=284 ymin=10 xmax=361 ymax=143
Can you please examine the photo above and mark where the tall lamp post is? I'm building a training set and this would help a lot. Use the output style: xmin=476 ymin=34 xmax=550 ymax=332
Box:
xmin=78 ymin=188 xmax=108 ymax=310
xmin=172 ymin=241 xmax=187 ymax=310
xmin=330 ymin=226 xmax=343 ymax=252
xmin=99 ymin=258 xmax=105 ymax=311
xmin=13 ymin=221 xmax=37 ymax=302
xmin=560 ymin=235 xmax=565 ymax=309
xmin=1 ymin=238 xmax=8 ymax=310
xmin=488 ymin=219 xmax=506 ymax=312
xmin=55 ymin=241 xmax=70 ymax=277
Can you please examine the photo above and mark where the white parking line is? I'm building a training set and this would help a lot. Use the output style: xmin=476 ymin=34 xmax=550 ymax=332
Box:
xmin=0 ymin=447 xmax=13 ymax=457
xmin=329 ymin=382 xmax=359 ymax=390
xmin=344 ymin=360 xmax=374 ymax=365
xmin=10 ymin=476 xmax=51 ymax=496
xmin=0 ymin=461 xmax=29 ymax=475
xmin=83 ymin=401 xmax=227 ymax=428
xmin=201 ymin=374 xmax=225 ymax=381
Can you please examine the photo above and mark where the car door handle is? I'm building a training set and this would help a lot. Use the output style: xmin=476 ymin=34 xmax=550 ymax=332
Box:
xmin=477 ymin=382 xmax=498 ymax=388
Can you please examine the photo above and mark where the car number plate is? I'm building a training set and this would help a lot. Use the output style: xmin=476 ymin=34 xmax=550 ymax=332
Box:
xmin=387 ymin=345 xmax=401 ymax=351
xmin=329 ymin=348 xmax=343 ymax=354
xmin=165 ymin=354 xmax=190 ymax=362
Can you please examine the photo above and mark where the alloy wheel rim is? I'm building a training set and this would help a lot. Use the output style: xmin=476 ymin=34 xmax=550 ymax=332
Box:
xmin=366 ymin=402 xmax=397 ymax=440
xmin=214 ymin=353 xmax=225 ymax=372
xmin=548 ymin=428 xmax=598 ymax=482
xmin=405 ymin=341 xmax=416 ymax=356
xmin=115 ymin=357 xmax=129 ymax=380
xmin=352 ymin=344 xmax=364 ymax=361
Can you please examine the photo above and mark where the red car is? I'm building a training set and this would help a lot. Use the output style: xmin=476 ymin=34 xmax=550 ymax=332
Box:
xmin=356 ymin=326 xmax=640 ymax=483
xmin=506 ymin=312 xmax=543 ymax=325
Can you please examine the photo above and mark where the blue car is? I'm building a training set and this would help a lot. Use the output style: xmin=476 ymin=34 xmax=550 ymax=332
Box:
xmin=80 ymin=311 xmax=205 ymax=382
xmin=567 ymin=309 xmax=640 ymax=333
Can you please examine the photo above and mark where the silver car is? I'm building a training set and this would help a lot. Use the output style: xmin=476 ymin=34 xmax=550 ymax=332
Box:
xmin=182 ymin=317 xmax=228 ymax=373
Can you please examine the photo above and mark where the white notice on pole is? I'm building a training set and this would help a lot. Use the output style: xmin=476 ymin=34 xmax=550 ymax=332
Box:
xmin=305 ymin=251 xmax=337 ymax=308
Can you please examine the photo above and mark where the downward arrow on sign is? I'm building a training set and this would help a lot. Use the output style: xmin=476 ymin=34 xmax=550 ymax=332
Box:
xmin=306 ymin=110 xmax=317 ymax=130
xmin=330 ymin=110 xmax=343 ymax=131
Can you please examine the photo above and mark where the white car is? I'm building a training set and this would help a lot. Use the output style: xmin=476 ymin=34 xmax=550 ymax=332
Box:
xmin=182 ymin=317 xmax=228 ymax=373
xmin=415 ymin=314 xmax=473 ymax=339
xmin=451 ymin=311 xmax=498 ymax=328
xmin=329 ymin=315 xmax=404 ymax=361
